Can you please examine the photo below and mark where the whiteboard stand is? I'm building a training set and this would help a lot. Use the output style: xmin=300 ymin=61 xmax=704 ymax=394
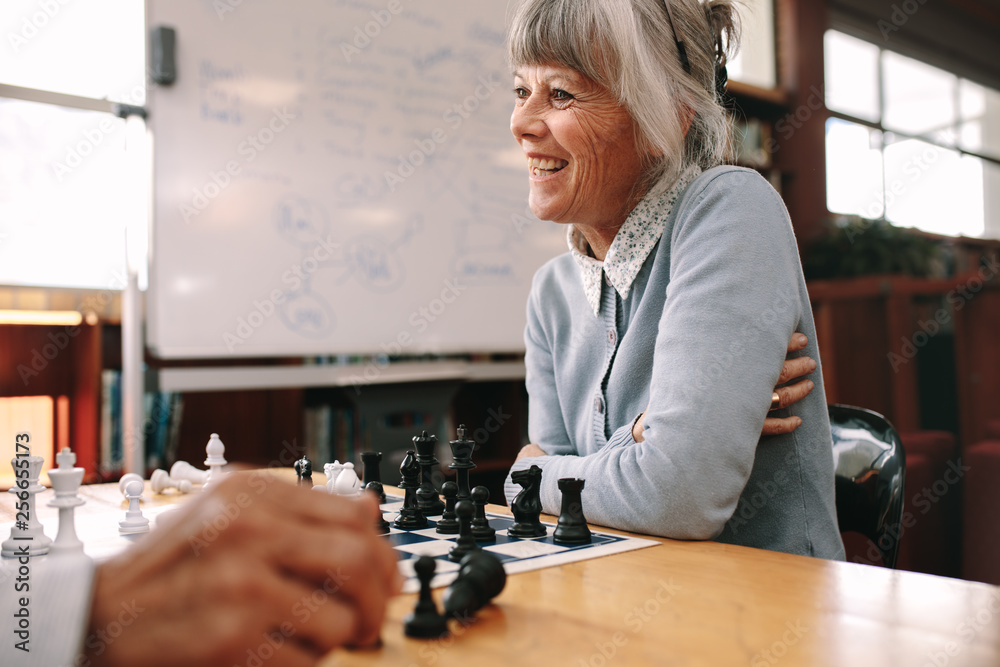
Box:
xmin=121 ymin=267 xmax=144 ymax=476
xmin=152 ymin=359 xmax=526 ymax=394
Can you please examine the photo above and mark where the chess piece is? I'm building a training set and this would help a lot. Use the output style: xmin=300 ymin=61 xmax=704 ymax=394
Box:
xmin=323 ymin=461 xmax=344 ymax=490
xmin=413 ymin=431 xmax=444 ymax=516
xmin=448 ymin=500 xmax=479 ymax=562
xmin=470 ymin=486 xmax=496 ymax=542
xmin=170 ymin=460 xmax=209 ymax=485
xmin=394 ymin=451 xmax=427 ymax=530
xmin=150 ymin=469 xmax=193 ymax=494
xmin=203 ymin=433 xmax=227 ymax=489
xmin=47 ymin=448 xmax=86 ymax=553
xmin=508 ymin=465 xmax=547 ymax=539
xmin=3 ymin=455 xmax=52 ymax=557
xmin=553 ymin=478 xmax=592 ymax=545
xmin=118 ymin=472 xmax=144 ymax=498
xmin=403 ymin=555 xmax=449 ymax=639
xmin=323 ymin=461 xmax=360 ymax=495
xmin=170 ymin=461 xmax=208 ymax=484
xmin=119 ymin=480 xmax=150 ymax=534
xmin=448 ymin=425 xmax=476 ymax=502
xmin=361 ymin=451 xmax=386 ymax=503
xmin=332 ymin=462 xmax=362 ymax=496
xmin=294 ymin=456 xmax=313 ymax=486
xmin=365 ymin=481 xmax=391 ymax=535
xmin=443 ymin=551 xmax=507 ymax=620
xmin=435 ymin=481 xmax=460 ymax=535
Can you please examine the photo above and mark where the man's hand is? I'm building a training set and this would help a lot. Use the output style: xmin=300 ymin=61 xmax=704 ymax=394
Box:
xmin=84 ymin=473 xmax=402 ymax=667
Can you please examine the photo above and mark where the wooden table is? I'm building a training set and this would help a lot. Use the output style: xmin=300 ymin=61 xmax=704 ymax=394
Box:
xmin=331 ymin=522 xmax=1000 ymax=667
xmin=5 ymin=472 xmax=1000 ymax=666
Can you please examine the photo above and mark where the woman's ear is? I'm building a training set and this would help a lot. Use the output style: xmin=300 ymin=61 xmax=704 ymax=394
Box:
xmin=645 ymin=109 xmax=691 ymax=158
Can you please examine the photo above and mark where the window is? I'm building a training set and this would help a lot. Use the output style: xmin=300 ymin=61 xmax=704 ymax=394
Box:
xmin=0 ymin=0 xmax=146 ymax=289
xmin=727 ymin=0 xmax=776 ymax=90
xmin=823 ymin=30 xmax=1000 ymax=239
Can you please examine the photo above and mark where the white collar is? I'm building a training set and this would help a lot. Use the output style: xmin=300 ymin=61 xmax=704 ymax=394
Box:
xmin=568 ymin=166 xmax=701 ymax=316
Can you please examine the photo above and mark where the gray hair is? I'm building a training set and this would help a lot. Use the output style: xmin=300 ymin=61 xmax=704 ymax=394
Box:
xmin=507 ymin=0 xmax=741 ymax=197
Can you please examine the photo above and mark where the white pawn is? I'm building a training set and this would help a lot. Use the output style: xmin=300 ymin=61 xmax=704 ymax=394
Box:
xmin=119 ymin=480 xmax=150 ymax=534
xmin=203 ymin=433 xmax=227 ymax=490
xmin=119 ymin=472 xmax=144 ymax=498
xmin=170 ymin=461 xmax=209 ymax=486
xmin=333 ymin=462 xmax=362 ymax=496
xmin=150 ymin=469 xmax=193 ymax=494
xmin=48 ymin=448 xmax=86 ymax=553
xmin=2 ymin=455 xmax=52 ymax=557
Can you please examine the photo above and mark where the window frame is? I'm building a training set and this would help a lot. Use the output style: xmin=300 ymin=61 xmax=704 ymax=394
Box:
xmin=823 ymin=27 xmax=1000 ymax=238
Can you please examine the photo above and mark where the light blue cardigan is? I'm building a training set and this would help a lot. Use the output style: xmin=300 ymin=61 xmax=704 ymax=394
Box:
xmin=505 ymin=166 xmax=845 ymax=560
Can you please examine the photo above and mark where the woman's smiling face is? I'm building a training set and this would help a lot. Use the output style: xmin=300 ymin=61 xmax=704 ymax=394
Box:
xmin=510 ymin=63 xmax=649 ymax=230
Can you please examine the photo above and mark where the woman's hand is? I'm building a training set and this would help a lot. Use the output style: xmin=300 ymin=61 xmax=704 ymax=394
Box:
xmin=84 ymin=473 xmax=402 ymax=667
xmin=763 ymin=333 xmax=817 ymax=435
xmin=632 ymin=333 xmax=818 ymax=442
xmin=516 ymin=443 xmax=548 ymax=461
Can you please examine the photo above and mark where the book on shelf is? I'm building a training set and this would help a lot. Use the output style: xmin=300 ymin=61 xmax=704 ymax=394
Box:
xmin=303 ymin=403 xmax=332 ymax=467
xmin=732 ymin=116 xmax=773 ymax=169
xmin=303 ymin=403 xmax=359 ymax=467
xmin=99 ymin=369 xmax=184 ymax=478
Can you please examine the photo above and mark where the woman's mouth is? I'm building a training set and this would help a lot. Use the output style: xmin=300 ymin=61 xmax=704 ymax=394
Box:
xmin=527 ymin=156 xmax=568 ymax=177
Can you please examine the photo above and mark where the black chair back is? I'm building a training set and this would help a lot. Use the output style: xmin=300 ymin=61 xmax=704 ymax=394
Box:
xmin=829 ymin=404 xmax=906 ymax=568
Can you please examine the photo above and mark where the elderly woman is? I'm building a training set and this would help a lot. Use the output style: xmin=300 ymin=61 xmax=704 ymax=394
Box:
xmin=503 ymin=0 xmax=845 ymax=560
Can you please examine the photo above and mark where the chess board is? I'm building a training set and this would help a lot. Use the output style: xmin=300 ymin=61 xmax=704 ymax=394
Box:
xmin=1 ymin=485 xmax=659 ymax=592
xmin=0 ymin=481 xmax=183 ymax=561
xmin=380 ymin=498 xmax=659 ymax=594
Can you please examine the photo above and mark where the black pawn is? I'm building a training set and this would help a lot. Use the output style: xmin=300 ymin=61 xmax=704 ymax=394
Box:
xmin=394 ymin=450 xmax=427 ymax=530
xmin=448 ymin=500 xmax=480 ymax=562
xmin=365 ymin=481 xmax=390 ymax=535
xmin=448 ymin=425 xmax=477 ymax=502
xmin=443 ymin=551 xmax=507 ymax=620
xmin=403 ymin=555 xmax=449 ymax=639
xmin=361 ymin=451 xmax=386 ymax=503
xmin=553 ymin=478 xmax=592 ymax=545
xmin=435 ymin=481 xmax=460 ymax=535
xmin=413 ymin=431 xmax=445 ymax=516
xmin=470 ymin=486 xmax=495 ymax=542
xmin=293 ymin=456 xmax=312 ymax=486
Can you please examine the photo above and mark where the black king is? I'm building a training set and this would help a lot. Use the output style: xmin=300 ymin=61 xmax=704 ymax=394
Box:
xmin=448 ymin=424 xmax=476 ymax=502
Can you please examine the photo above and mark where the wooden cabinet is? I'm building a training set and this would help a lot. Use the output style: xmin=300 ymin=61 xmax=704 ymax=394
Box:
xmin=809 ymin=272 xmax=1000 ymax=444
xmin=0 ymin=323 xmax=102 ymax=480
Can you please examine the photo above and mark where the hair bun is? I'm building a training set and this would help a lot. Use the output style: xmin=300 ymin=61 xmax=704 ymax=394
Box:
xmin=703 ymin=0 xmax=741 ymax=69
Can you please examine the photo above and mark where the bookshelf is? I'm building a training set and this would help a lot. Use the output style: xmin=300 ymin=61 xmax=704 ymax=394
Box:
xmin=0 ymin=313 xmax=531 ymax=495
xmin=0 ymin=322 xmax=101 ymax=481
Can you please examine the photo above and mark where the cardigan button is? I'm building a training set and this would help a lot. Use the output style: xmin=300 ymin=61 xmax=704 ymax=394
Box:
xmin=608 ymin=329 xmax=616 ymax=345
xmin=594 ymin=397 xmax=604 ymax=414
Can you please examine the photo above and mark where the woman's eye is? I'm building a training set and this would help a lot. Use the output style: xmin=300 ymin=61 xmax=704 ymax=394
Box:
xmin=513 ymin=87 xmax=529 ymax=99
xmin=552 ymin=89 xmax=573 ymax=102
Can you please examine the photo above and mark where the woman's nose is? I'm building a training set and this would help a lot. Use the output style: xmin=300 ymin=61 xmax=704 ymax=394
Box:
xmin=510 ymin=97 xmax=546 ymax=140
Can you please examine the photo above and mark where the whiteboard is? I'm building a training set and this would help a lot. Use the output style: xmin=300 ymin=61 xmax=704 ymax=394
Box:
xmin=146 ymin=0 xmax=564 ymax=358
